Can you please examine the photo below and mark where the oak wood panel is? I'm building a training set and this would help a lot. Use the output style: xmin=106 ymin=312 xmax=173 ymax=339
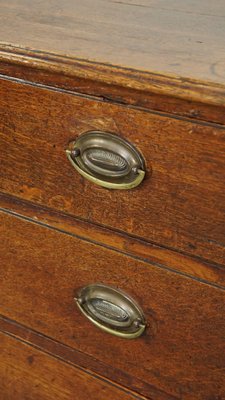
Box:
xmin=0 ymin=316 xmax=176 ymax=400
xmin=0 ymin=332 xmax=146 ymax=400
xmin=1 ymin=78 xmax=225 ymax=265
xmin=1 ymin=46 xmax=225 ymax=125
xmin=0 ymin=0 xmax=225 ymax=85
xmin=1 ymin=192 xmax=224 ymax=288
xmin=0 ymin=211 xmax=225 ymax=400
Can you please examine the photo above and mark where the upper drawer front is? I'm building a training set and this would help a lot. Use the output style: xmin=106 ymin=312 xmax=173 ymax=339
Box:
xmin=0 ymin=212 xmax=224 ymax=400
xmin=1 ymin=78 xmax=225 ymax=264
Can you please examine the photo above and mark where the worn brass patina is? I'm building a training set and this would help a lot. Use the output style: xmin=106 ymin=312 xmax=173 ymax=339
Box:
xmin=66 ymin=131 xmax=145 ymax=189
xmin=75 ymin=283 xmax=146 ymax=339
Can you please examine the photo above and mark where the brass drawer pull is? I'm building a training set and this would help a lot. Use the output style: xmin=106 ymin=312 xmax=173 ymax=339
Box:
xmin=66 ymin=131 xmax=145 ymax=189
xmin=75 ymin=284 xmax=146 ymax=339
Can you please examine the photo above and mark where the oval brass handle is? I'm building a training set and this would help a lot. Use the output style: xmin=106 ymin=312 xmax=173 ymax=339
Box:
xmin=75 ymin=284 xmax=146 ymax=339
xmin=66 ymin=131 xmax=145 ymax=189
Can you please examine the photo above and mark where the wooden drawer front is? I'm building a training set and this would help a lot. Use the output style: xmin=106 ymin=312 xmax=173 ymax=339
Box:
xmin=0 ymin=211 xmax=224 ymax=400
xmin=0 ymin=332 xmax=142 ymax=400
xmin=1 ymin=78 xmax=225 ymax=265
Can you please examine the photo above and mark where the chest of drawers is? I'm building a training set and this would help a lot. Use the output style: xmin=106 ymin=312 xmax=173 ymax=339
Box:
xmin=0 ymin=1 xmax=225 ymax=399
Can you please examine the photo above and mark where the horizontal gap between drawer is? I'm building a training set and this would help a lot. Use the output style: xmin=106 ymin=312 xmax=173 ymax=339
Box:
xmin=0 ymin=315 xmax=176 ymax=400
xmin=1 ymin=43 xmax=225 ymax=128
xmin=1 ymin=73 xmax=225 ymax=130
xmin=0 ymin=194 xmax=224 ymax=290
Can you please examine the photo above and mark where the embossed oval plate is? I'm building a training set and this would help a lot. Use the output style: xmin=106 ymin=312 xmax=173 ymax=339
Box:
xmin=75 ymin=283 xmax=146 ymax=339
xmin=66 ymin=131 xmax=145 ymax=189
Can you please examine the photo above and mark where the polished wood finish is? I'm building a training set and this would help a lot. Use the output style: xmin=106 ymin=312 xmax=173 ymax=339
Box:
xmin=1 ymin=2 xmax=225 ymax=399
xmin=0 ymin=331 xmax=147 ymax=400
xmin=1 ymin=77 xmax=225 ymax=265
xmin=1 ymin=211 xmax=224 ymax=400
xmin=1 ymin=192 xmax=224 ymax=288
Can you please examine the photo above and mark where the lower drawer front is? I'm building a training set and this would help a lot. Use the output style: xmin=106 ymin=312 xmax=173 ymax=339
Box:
xmin=0 ymin=211 xmax=224 ymax=400
xmin=0 ymin=332 xmax=140 ymax=400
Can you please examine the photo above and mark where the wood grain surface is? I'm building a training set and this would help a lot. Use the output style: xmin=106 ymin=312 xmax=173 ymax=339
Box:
xmin=1 ymin=211 xmax=224 ymax=400
xmin=1 ymin=46 xmax=225 ymax=126
xmin=0 ymin=332 xmax=147 ymax=400
xmin=0 ymin=316 xmax=177 ymax=400
xmin=1 ymin=3 xmax=225 ymax=399
xmin=1 ymin=78 xmax=225 ymax=265
xmin=0 ymin=0 xmax=225 ymax=86
xmin=1 ymin=192 xmax=224 ymax=287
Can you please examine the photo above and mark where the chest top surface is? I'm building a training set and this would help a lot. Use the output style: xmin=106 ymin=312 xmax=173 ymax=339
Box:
xmin=0 ymin=0 xmax=225 ymax=85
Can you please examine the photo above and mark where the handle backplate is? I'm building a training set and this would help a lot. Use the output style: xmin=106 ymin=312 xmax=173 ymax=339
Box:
xmin=66 ymin=131 xmax=145 ymax=189
xmin=75 ymin=283 xmax=146 ymax=339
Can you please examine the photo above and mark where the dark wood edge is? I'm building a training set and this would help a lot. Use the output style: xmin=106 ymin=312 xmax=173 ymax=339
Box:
xmin=0 ymin=315 xmax=178 ymax=400
xmin=1 ymin=44 xmax=225 ymax=124
xmin=0 ymin=192 xmax=224 ymax=288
